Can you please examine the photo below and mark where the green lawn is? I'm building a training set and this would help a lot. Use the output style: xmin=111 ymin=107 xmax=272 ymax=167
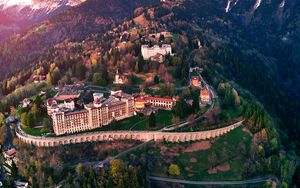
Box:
xmin=92 ymin=115 xmax=147 ymax=131
xmin=174 ymin=126 xmax=252 ymax=181
xmin=96 ymin=110 xmax=173 ymax=131
xmin=120 ymin=126 xmax=252 ymax=182
xmin=22 ymin=126 xmax=49 ymax=136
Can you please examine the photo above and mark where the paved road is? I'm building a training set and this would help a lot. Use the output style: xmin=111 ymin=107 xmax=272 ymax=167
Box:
xmin=163 ymin=66 xmax=216 ymax=131
xmin=148 ymin=176 xmax=280 ymax=186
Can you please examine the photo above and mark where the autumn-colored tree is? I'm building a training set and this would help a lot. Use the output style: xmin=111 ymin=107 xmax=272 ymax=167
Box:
xmin=0 ymin=112 xmax=5 ymax=126
xmin=168 ymin=164 xmax=180 ymax=176
xmin=110 ymin=159 xmax=123 ymax=185
xmin=21 ymin=113 xmax=27 ymax=127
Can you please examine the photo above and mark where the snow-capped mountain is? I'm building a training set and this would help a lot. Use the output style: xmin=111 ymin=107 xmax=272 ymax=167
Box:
xmin=0 ymin=0 xmax=83 ymax=40
xmin=0 ymin=0 xmax=82 ymax=14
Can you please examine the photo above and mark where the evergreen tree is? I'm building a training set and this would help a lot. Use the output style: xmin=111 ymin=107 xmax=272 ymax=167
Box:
xmin=87 ymin=168 xmax=95 ymax=187
xmin=174 ymin=98 xmax=191 ymax=118
xmin=192 ymin=90 xmax=200 ymax=112
xmin=154 ymin=75 xmax=159 ymax=84
xmin=11 ymin=161 xmax=18 ymax=178
xmin=34 ymin=95 xmax=42 ymax=107
xmin=30 ymin=104 xmax=39 ymax=122
xmin=27 ymin=113 xmax=34 ymax=128
xmin=75 ymin=63 xmax=86 ymax=80
xmin=293 ymin=165 xmax=300 ymax=188
xmin=131 ymin=168 xmax=139 ymax=188
xmin=92 ymin=73 xmax=102 ymax=85
xmin=149 ymin=112 xmax=156 ymax=128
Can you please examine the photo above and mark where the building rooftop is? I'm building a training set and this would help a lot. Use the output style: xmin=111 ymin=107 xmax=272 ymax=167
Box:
xmin=55 ymin=94 xmax=80 ymax=101
xmin=200 ymin=89 xmax=210 ymax=96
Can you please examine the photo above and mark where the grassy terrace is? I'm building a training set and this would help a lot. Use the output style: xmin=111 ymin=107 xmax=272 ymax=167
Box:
xmin=22 ymin=126 xmax=49 ymax=136
xmin=88 ymin=110 xmax=173 ymax=132
xmin=122 ymin=126 xmax=252 ymax=181
xmin=174 ymin=126 xmax=252 ymax=181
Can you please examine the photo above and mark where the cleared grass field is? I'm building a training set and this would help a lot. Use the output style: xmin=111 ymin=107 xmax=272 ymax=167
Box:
xmin=122 ymin=126 xmax=253 ymax=182
xmin=174 ymin=126 xmax=252 ymax=180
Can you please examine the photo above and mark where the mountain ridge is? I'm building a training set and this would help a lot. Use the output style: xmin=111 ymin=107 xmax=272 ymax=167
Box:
xmin=0 ymin=0 xmax=83 ymax=40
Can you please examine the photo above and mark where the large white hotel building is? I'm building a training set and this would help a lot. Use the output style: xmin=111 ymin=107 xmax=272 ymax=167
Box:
xmin=47 ymin=93 xmax=135 ymax=135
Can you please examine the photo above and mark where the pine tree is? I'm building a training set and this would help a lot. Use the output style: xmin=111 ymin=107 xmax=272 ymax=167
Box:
xmin=131 ymin=168 xmax=139 ymax=188
xmin=11 ymin=160 xmax=18 ymax=178
xmin=87 ymin=168 xmax=95 ymax=187
xmin=27 ymin=113 xmax=34 ymax=128
xmin=149 ymin=112 xmax=156 ymax=128
xmin=154 ymin=75 xmax=159 ymax=84
xmin=192 ymin=90 xmax=200 ymax=112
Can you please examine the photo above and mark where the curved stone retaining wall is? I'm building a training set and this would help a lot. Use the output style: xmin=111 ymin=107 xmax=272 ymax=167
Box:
xmin=16 ymin=121 xmax=243 ymax=147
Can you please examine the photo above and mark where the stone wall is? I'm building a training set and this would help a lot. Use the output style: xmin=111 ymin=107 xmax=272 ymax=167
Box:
xmin=16 ymin=121 xmax=243 ymax=147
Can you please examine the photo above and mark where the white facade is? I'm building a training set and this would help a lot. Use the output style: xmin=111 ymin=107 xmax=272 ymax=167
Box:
xmin=113 ymin=69 xmax=126 ymax=84
xmin=141 ymin=44 xmax=172 ymax=60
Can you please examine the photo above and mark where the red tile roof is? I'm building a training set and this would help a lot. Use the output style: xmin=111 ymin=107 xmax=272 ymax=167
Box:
xmin=55 ymin=94 xmax=80 ymax=101
xmin=200 ymin=89 xmax=210 ymax=96
xmin=135 ymin=98 xmax=145 ymax=103
xmin=3 ymin=148 xmax=16 ymax=156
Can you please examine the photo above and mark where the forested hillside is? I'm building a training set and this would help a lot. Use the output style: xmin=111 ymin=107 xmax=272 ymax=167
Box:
xmin=0 ymin=0 xmax=159 ymax=80
xmin=0 ymin=0 xmax=299 ymax=186
xmin=172 ymin=0 xmax=300 ymax=147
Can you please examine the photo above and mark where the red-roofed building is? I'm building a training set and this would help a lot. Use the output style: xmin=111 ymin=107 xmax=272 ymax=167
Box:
xmin=191 ymin=76 xmax=201 ymax=87
xmin=135 ymin=97 xmax=145 ymax=109
xmin=144 ymin=96 xmax=177 ymax=110
xmin=200 ymin=89 xmax=211 ymax=104
xmin=55 ymin=94 xmax=80 ymax=101
xmin=2 ymin=148 xmax=16 ymax=160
